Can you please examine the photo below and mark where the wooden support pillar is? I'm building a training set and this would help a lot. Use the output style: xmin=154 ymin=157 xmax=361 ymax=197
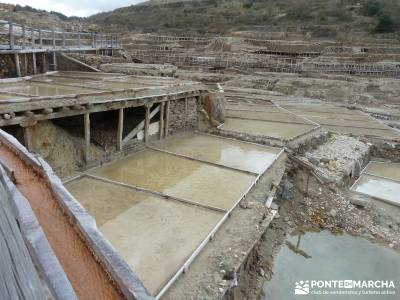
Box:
xmin=144 ymin=105 xmax=150 ymax=144
xmin=14 ymin=54 xmax=21 ymax=77
xmin=52 ymin=51 xmax=57 ymax=71
xmin=117 ymin=108 xmax=124 ymax=151
xmin=32 ymin=53 xmax=37 ymax=75
xmin=84 ymin=113 xmax=90 ymax=163
xmin=184 ymin=97 xmax=188 ymax=128
xmin=23 ymin=53 xmax=27 ymax=76
xmin=23 ymin=126 xmax=33 ymax=151
xmin=165 ymin=100 xmax=170 ymax=137
xmin=42 ymin=53 xmax=46 ymax=73
xmin=159 ymin=102 xmax=165 ymax=140
xmin=78 ymin=32 xmax=81 ymax=48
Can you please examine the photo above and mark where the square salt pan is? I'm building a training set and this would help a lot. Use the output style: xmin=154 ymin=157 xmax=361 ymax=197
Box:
xmin=156 ymin=132 xmax=280 ymax=174
xmin=66 ymin=177 xmax=222 ymax=295
xmin=351 ymin=174 xmax=400 ymax=207
xmin=88 ymin=149 xmax=256 ymax=210
xmin=220 ymin=117 xmax=316 ymax=140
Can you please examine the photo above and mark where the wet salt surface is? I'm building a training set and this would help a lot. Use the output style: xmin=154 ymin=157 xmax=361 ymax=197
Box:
xmin=262 ymin=230 xmax=400 ymax=300
xmin=352 ymin=175 xmax=400 ymax=206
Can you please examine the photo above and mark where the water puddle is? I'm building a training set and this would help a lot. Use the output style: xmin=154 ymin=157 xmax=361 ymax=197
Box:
xmin=262 ymin=230 xmax=400 ymax=299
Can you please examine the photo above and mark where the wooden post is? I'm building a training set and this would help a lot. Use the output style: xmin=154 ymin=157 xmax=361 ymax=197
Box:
xmin=52 ymin=51 xmax=57 ymax=71
xmin=159 ymin=102 xmax=165 ymax=140
xmin=9 ymin=21 xmax=14 ymax=50
xmin=165 ymin=100 xmax=170 ymax=137
xmin=32 ymin=53 xmax=37 ymax=75
xmin=84 ymin=113 xmax=90 ymax=163
xmin=38 ymin=29 xmax=42 ymax=48
xmin=144 ymin=105 xmax=150 ymax=144
xmin=14 ymin=54 xmax=21 ymax=77
xmin=23 ymin=53 xmax=27 ymax=76
xmin=77 ymin=32 xmax=81 ymax=48
xmin=184 ymin=97 xmax=188 ymax=128
xmin=117 ymin=108 xmax=124 ymax=151
xmin=23 ymin=126 xmax=33 ymax=151
xmin=42 ymin=53 xmax=46 ymax=73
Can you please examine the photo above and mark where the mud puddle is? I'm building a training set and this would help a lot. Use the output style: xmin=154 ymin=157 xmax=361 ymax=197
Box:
xmin=261 ymin=230 xmax=400 ymax=300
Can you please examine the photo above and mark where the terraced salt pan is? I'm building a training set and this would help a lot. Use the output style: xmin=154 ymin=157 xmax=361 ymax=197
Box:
xmin=88 ymin=149 xmax=256 ymax=210
xmin=221 ymin=117 xmax=316 ymax=140
xmin=323 ymin=125 xmax=400 ymax=140
xmin=306 ymin=116 xmax=389 ymax=129
xmin=364 ymin=162 xmax=400 ymax=181
xmin=0 ymin=82 xmax=98 ymax=96
xmin=66 ymin=177 xmax=222 ymax=295
xmin=156 ymin=133 xmax=281 ymax=174
xmin=351 ymin=174 xmax=400 ymax=206
xmin=226 ymin=103 xmax=282 ymax=113
xmin=225 ymin=109 xmax=310 ymax=124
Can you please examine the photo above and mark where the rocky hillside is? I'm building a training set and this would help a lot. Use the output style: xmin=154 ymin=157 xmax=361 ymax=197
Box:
xmin=87 ymin=0 xmax=400 ymax=38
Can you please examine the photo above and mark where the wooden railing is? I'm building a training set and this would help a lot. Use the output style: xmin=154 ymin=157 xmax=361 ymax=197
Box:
xmin=0 ymin=20 xmax=122 ymax=51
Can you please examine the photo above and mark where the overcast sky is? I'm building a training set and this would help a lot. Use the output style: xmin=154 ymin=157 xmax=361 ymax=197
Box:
xmin=3 ymin=0 xmax=145 ymax=17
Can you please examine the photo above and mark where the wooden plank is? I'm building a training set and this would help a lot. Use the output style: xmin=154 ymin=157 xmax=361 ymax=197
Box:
xmin=117 ymin=108 xmax=124 ymax=151
xmin=22 ymin=126 xmax=33 ymax=151
xmin=144 ymin=105 xmax=150 ymax=144
xmin=165 ymin=100 xmax=170 ymax=137
xmin=32 ymin=53 xmax=37 ymax=75
xmin=84 ymin=113 xmax=90 ymax=163
xmin=184 ymin=97 xmax=188 ymax=128
xmin=122 ymin=105 xmax=160 ymax=143
xmin=14 ymin=54 xmax=21 ymax=77
xmin=159 ymin=102 xmax=165 ymax=140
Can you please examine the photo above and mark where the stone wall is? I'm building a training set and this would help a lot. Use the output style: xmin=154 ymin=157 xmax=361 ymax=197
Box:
xmin=168 ymin=96 xmax=197 ymax=134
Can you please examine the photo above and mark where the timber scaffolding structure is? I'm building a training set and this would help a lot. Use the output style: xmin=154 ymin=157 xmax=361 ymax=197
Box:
xmin=130 ymin=49 xmax=400 ymax=78
xmin=0 ymin=20 xmax=122 ymax=76
xmin=0 ymin=72 xmax=208 ymax=165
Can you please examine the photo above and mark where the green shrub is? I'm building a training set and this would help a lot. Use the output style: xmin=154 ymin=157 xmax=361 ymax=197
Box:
xmin=363 ymin=1 xmax=383 ymax=17
xmin=374 ymin=15 xmax=395 ymax=33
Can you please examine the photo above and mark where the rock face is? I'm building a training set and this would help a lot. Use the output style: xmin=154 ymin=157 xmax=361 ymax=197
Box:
xmin=100 ymin=63 xmax=177 ymax=77
xmin=201 ymin=91 xmax=226 ymax=126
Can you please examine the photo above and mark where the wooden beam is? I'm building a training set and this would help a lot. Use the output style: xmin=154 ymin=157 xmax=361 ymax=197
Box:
xmin=122 ymin=105 xmax=160 ymax=143
xmin=184 ymin=97 xmax=188 ymax=128
xmin=117 ymin=108 xmax=124 ymax=151
xmin=32 ymin=53 xmax=37 ymax=75
xmin=165 ymin=100 xmax=170 ymax=137
xmin=84 ymin=113 xmax=90 ymax=163
xmin=14 ymin=54 xmax=21 ymax=77
xmin=159 ymin=102 xmax=165 ymax=140
xmin=144 ymin=105 xmax=150 ymax=144
xmin=23 ymin=126 xmax=33 ymax=151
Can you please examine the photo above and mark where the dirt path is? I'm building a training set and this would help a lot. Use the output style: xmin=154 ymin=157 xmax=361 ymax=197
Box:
xmin=0 ymin=142 xmax=123 ymax=300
